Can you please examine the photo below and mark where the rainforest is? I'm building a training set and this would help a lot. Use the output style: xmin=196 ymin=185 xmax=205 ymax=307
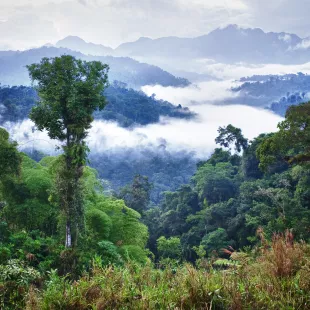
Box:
xmin=2 ymin=1 xmax=310 ymax=308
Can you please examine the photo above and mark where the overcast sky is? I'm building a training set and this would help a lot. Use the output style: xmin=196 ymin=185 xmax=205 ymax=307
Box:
xmin=0 ymin=0 xmax=309 ymax=50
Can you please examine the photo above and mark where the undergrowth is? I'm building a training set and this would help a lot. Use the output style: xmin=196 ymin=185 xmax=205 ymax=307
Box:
xmin=1 ymin=231 xmax=310 ymax=309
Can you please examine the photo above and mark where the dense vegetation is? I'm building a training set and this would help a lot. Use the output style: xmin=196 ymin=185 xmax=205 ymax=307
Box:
xmin=96 ymin=82 xmax=193 ymax=127
xmin=2 ymin=55 xmax=310 ymax=309
xmin=144 ymin=137 xmax=310 ymax=261
xmin=20 ymin=233 xmax=310 ymax=309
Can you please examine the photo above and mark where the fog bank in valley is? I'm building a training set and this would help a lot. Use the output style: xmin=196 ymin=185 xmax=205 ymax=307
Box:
xmin=6 ymin=79 xmax=283 ymax=159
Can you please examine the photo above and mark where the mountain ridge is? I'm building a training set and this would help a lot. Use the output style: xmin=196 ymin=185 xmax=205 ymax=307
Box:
xmin=115 ymin=24 xmax=308 ymax=64
xmin=56 ymin=35 xmax=114 ymax=56
xmin=0 ymin=46 xmax=189 ymax=88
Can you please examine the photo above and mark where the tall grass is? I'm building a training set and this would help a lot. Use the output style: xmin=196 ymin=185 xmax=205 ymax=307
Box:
xmin=3 ymin=231 xmax=310 ymax=309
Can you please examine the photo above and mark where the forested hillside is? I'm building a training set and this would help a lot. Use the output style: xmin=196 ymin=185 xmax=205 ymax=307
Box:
xmin=0 ymin=84 xmax=193 ymax=127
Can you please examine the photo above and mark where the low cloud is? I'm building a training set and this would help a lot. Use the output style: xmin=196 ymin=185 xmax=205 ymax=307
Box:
xmin=142 ymin=80 xmax=240 ymax=106
xmin=0 ymin=104 xmax=5 ymax=120
xmin=89 ymin=105 xmax=281 ymax=157
xmin=291 ymin=39 xmax=310 ymax=50
xmin=5 ymin=80 xmax=282 ymax=159
xmin=145 ymin=59 xmax=310 ymax=82
xmin=194 ymin=61 xmax=310 ymax=79
xmin=279 ymin=34 xmax=292 ymax=43
xmin=6 ymin=105 xmax=282 ymax=159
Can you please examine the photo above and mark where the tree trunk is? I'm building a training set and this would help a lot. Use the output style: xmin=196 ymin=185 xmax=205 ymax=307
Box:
xmin=65 ymin=220 xmax=72 ymax=248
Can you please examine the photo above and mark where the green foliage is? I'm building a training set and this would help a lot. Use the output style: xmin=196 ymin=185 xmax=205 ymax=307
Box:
xmin=97 ymin=241 xmax=122 ymax=266
xmin=242 ymin=134 xmax=266 ymax=179
xmin=0 ymin=84 xmax=193 ymax=128
xmin=0 ymin=128 xmax=21 ymax=180
xmin=28 ymin=56 xmax=109 ymax=143
xmin=86 ymin=209 xmax=112 ymax=240
xmin=3 ymin=70 xmax=310 ymax=308
xmin=201 ymin=228 xmax=229 ymax=256
xmin=21 ymin=236 xmax=310 ymax=309
xmin=157 ymin=236 xmax=182 ymax=260
xmin=119 ymin=245 xmax=148 ymax=265
xmin=0 ymin=86 xmax=37 ymax=124
xmin=90 ymin=148 xmax=197 ymax=204
xmin=193 ymin=162 xmax=238 ymax=205
xmin=95 ymin=196 xmax=149 ymax=248
xmin=204 ymin=148 xmax=241 ymax=167
xmin=2 ymin=155 xmax=57 ymax=233
xmin=96 ymin=83 xmax=194 ymax=127
xmin=192 ymin=245 xmax=206 ymax=259
xmin=0 ymin=131 xmax=150 ymax=283
xmin=0 ymin=259 xmax=41 ymax=309
xmin=215 ymin=124 xmax=248 ymax=152
xmin=27 ymin=55 xmax=110 ymax=248
xmin=257 ymin=101 xmax=310 ymax=169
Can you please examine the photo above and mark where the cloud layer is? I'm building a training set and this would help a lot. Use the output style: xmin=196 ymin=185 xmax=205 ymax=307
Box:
xmin=6 ymin=80 xmax=282 ymax=159
xmin=172 ymin=60 xmax=310 ymax=80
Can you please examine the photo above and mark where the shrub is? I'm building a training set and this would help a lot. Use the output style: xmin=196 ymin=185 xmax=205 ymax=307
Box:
xmin=86 ymin=209 xmax=112 ymax=240
xmin=119 ymin=245 xmax=149 ymax=265
xmin=0 ymin=259 xmax=41 ymax=309
xmin=97 ymin=241 xmax=123 ymax=266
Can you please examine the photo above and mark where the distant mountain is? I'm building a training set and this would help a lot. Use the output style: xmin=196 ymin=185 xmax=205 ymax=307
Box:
xmin=56 ymin=36 xmax=114 ymax=56
xmin=0 ymin=46 xmax=189 ymax=88
xmin=115 ymin=25 xmax=310 ymax=64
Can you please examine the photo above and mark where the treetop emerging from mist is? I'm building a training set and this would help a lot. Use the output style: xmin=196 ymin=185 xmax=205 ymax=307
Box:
xmin=27 ymin=55 xmax=109 ymax=142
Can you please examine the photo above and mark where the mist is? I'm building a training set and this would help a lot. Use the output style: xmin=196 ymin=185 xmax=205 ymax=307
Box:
xmin=5 ymin=80 xmax=283 ymax=159
xmin=191 ymin=61 xmax=310 ymax=80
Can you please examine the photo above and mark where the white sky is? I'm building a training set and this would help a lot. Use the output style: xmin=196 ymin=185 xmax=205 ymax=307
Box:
xmin=0 ymin=0 xmax=309 ymax=50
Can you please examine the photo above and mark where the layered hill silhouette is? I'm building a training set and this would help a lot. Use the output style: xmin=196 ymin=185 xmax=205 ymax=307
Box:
xmin=0 ymin=47 xmax=189 ymax=88
xmin=55 ymin=25 xmax=310 ymax=65
xmin=56 ymin=36 xmax=114 ymax=56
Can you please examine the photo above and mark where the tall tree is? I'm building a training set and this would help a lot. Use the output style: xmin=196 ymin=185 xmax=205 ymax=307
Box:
xmin=215 ymin=124 xmax=248 ymax=153
xmin=27 ymin=55 xmax=109 ymax=248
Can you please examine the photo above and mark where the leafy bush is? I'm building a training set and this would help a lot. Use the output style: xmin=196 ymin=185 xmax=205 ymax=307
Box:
xmin=119 ymin=245 xmax=149 ymax=265
xmin=97 ymin=241 xmax=123 ymax=266
xmin=86 ymin=209 xmax=112 ymax=240
xmin=157 ymin=236 xmax=182 ymax=260
xmin=0 ymin=259 xmax=41 ymax=309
